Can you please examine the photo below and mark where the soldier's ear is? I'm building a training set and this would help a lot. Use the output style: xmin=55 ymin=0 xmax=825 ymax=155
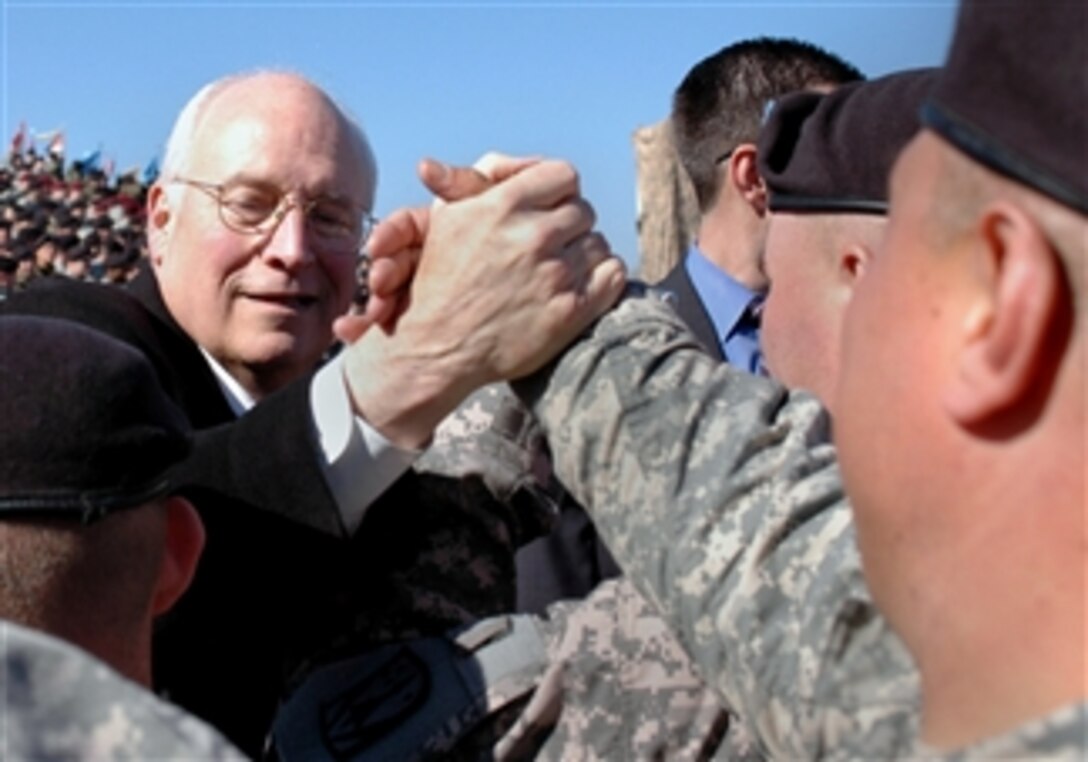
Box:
xmin=839 ymin=215 xmax=887 ymax=292
xmin=942 ymin=201 xmax=1067 ymax=427
xmin=150 ymin=495 xmax=205 ymax=617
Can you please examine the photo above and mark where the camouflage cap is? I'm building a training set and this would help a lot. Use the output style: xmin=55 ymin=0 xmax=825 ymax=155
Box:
xmin=0 ymin=316 xmax=191 ymax=522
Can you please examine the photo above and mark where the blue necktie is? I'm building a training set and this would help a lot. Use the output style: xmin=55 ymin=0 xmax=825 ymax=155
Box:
xmin=729 ymin=297 xmax=764 ymax=375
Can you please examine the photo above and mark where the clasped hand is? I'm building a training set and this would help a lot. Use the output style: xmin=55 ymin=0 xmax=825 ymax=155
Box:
xmin=335 ymin=153 xmax=626 ymax=448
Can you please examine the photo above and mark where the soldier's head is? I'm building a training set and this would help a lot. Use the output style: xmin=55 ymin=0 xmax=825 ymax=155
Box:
xmin=756 ymin=69 xmax=935 ymax=407
xmin=671 ymin=38 xmax=862 ymax=290
xmin=833 ymin=0 xmax=1087 ymax=747
xmin=148 ymin=71 xmax=378 ymax=399
xmin=0 ymin=317 xmax=204 ymax=686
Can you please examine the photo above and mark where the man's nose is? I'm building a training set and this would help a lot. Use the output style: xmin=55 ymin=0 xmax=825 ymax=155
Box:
xmin=261 ymin=202 xmax=313 ymax=270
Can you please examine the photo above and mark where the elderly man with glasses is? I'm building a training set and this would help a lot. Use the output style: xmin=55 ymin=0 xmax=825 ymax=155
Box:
xmin=1 ymin=70 xmax=624 ymax=754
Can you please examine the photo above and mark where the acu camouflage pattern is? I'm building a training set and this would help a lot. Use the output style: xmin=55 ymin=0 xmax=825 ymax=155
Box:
xmin=416 ymin=381 xmax=560 ymax=538
xmin=284 ymin=383 xmax=745 ymax=761
xmin=514 ymin=288 xmax=921 ymax=759
xmin=493 ymin=577 xmax=737 ymax=761
xmin=423 ymin=389 xmax=741 ymax=759
xmin=918 ymin=702 xmax=1087 ymax=760
xmin=290 ymin=383 xmax=560 ymax=682
xmin=1 ymin=619 xmax=246 ymax=760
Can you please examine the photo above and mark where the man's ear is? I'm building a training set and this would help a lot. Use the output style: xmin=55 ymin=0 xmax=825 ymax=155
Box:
xmin=943 ymin=202 xmax=1063 ymax=426
xmin=150 ymin=495 xmax=205 ymax=617
xmin=146 ymin=183 xmax=172 ymax=268
xmin=728 ymin=144 xmax=768 ymax=217
xmin=840 ymin=241 xmax=874 ymax=289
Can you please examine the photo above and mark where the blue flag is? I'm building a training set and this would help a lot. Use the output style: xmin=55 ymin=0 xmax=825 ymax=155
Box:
xmin=75 ymin=149 xmax=101 ymax=174
xmin=143 ymin=156 xmax=160 ymax=185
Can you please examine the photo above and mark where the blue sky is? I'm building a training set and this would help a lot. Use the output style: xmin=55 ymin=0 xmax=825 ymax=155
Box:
xmin=2 ymin=1 xmax=957 ymax=267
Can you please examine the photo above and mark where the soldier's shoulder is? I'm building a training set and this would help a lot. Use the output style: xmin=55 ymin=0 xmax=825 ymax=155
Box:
xmin=2 ymin=620 xmax=246 ymax=760
xmin=933 ymin=702 xmax=1087 ymax=761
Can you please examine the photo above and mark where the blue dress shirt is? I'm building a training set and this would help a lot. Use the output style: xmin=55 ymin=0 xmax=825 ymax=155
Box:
xmin=685 ymin=246 xmax=764 ymax=374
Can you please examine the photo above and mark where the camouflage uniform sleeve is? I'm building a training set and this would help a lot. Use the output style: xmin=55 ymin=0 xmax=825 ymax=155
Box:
xmin=513 ymin=578 xmax=733 ymax=761
xmin=416 ymin=381 xmax=562 ymax=547
xmin=514 ymin=290 xmax=919 ymax=759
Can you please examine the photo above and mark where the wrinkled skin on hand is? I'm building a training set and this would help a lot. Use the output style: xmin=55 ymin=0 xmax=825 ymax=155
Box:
xmin=335 ymin=154 xmax=626 ymax=448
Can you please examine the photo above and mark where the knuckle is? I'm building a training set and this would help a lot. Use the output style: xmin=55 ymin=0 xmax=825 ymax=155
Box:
xmin=539 ymin=257 xmax=572 ymax=295
xmin=474 ymin=151 xmax=504 ymax=175
xmin=579 ymin=199 xmax=598 ymax=230
xmin=527 ymin=226 xmax=560 ymax=256
xmin=543 ymin=159 xmax=579 ymax=190
xmin=574 ymin=232 xmax=608 ymax=263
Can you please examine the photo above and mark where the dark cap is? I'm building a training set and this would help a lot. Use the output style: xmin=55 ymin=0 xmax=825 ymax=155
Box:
xmin=924 ymin=0 xmax=1087 ymax=213
xmin=758 ymin=68 xmax=937 ymax=214
xmin=0 ymin=316 xmax=192 ymax=523
xmin=0 ymin=257 xmax=16 ymax=274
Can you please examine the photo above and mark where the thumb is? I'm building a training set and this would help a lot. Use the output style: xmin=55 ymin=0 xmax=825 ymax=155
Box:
xmin=418 ymin=158 xmax=493 ymax=203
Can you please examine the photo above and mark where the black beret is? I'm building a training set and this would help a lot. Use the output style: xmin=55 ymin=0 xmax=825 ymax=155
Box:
xmin=758 ymin=69 xmax=937 ymax=214
xmin=924 ymin=0 xmax=1087 ymax=213
xmin=0 ymin=316 xmax=192 ymax=523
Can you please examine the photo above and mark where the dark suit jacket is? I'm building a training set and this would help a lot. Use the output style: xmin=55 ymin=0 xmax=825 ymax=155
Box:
xmin=515 ymin=492 xmax=622 ymax=614
xmin=655 ymin=261 xmax=726 ymax=362
xmin=1 ymin=272 xmax=524 ymax=755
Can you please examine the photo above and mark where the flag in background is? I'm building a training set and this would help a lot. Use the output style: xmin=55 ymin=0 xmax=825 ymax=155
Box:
xmin=9 ymin=121 xmax=27 ymax=156
xmin=47 ymin=131 xmax=65 ymax=156
xmin=143 ymin=156 xmax=160 ymax=184
xmin=77 ymin=149 xmax=101 ymax=174
xmin=42 ymin=130 xmax=66 ymax=157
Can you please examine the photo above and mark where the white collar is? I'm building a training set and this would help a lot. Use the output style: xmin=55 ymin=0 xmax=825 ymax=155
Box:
xmin=198 ymin=347 xmax=256 ymax=417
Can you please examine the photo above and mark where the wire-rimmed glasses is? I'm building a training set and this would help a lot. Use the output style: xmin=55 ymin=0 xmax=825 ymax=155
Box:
xmin=172 ymin=177 xmax=377 ymax=257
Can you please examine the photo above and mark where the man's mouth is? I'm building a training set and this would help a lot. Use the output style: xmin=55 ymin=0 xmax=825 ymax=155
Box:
xmin=245 ymin=293 xmax=319 ymax=310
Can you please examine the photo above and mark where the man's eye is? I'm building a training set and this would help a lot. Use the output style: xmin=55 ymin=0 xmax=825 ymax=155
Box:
xmin=310 ymin=205 xmax=356 ymax=235
xmin=223 ymin=188 xmax=277 ymax=219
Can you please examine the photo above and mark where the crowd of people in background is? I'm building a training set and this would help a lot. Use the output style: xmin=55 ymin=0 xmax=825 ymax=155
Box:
xmin=0 ymin=146 xmax=150 ymax=297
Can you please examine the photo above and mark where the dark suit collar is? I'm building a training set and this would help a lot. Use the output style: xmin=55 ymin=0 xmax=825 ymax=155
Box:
xmin=655 ymin=257 xmax=727 ymax=362
xmin=128 ymin=267 xmax=184 ymax=336
xmin=127 ymin=267 xmax=237 ymax=425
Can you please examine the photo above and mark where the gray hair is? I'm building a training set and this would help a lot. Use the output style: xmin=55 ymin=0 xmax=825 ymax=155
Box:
xmin=159 ymin=69 xmax=378 ymax=205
